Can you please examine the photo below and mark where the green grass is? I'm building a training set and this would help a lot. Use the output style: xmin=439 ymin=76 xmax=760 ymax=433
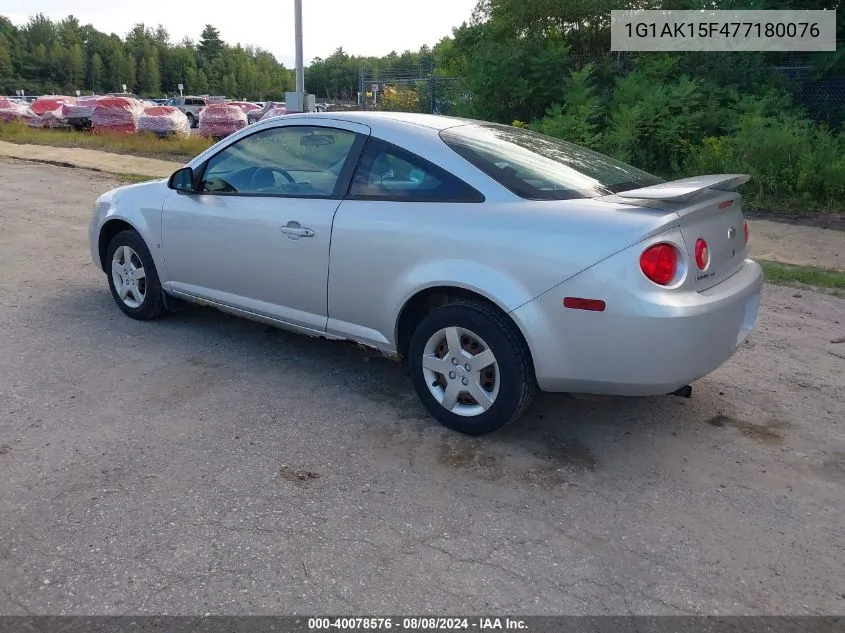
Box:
xmin=0 ymin=121 xmax=213 ymax=162
xmin=760 ymin=260 xmax=845 ymax=296
xmin=115 ymin=173 xmax=159 ymax=185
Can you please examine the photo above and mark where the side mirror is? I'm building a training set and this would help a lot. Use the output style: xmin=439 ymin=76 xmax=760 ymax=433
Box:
xmin=168 ymin=166 xmax=195 ymax=192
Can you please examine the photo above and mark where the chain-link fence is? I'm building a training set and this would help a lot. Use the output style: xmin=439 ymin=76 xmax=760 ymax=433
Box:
xmin=358 ymin=73 xmax=472 ymax=117
xmin=775 ymin=64 xmax=845 ymax=126
xmin=359 ymin=46 xmax=845 ymax=125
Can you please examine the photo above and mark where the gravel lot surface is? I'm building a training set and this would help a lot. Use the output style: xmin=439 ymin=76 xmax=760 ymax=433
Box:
xmin=0 ymin=159 xmax=843 ymax=616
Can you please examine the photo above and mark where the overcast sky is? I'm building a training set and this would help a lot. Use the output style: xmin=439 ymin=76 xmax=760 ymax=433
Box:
xmin=3 ymin=0 xmax=479 ymax=66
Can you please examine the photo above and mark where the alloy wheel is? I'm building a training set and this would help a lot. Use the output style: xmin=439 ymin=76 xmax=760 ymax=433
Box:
xmin=111 ymin=245 xmax=147 ymax=309
xmin=421 ymin=326 xmax=499 ymax=417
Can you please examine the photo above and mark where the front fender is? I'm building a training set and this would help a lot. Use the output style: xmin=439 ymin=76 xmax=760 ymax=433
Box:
xmin=89 ymin=181 xmax=168 ymax=277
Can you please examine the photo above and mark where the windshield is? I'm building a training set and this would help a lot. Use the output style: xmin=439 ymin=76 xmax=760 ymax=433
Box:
xmin=440 ymin=123 xmax=663 ymax=200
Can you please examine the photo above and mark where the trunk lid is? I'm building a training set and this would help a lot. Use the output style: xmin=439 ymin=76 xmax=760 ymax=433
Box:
xmin=613 ymin=174 xmax=750 ymax=291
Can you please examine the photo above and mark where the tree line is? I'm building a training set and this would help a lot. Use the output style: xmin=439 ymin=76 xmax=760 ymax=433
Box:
xmin=308 ymin=0 xmax=844 ymax=211
xmin=0 ymin=14 xmax=294 ymax=99
xmin=2 ymin=2 xmax=843 ymax=210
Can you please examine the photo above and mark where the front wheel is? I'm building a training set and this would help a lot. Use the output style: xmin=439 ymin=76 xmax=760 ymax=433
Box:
xmin=186 ymin=112 xmax=196 ymax=128
xmin=106 ymin=230 xmax=168 ymax=320
xmin=408 ymin=300 xmax=536 ymax=435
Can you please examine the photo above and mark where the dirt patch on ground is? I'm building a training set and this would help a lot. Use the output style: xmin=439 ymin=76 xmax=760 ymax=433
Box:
xmin=706 ymin=414 xmax=789 ymax=444
xmin=747 ymin=211 xmax=845 ymax=232
xmin=747 ymin=218 xmax=843 ymax=270
xmin=279 ymin=465 xmax=321 ymax=485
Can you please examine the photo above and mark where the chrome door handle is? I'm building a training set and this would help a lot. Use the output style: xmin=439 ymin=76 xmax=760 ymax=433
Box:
xmin=280 ymin=222 xmax=314 ymax=238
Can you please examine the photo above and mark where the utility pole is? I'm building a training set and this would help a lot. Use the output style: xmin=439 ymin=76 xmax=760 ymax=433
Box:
xmin=293 ymin=0 xmax=305 ymax=111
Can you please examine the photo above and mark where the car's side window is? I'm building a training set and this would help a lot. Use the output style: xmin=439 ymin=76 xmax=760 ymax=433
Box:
xmin=199 ymin=125 xmax=359 ymax=197
xmin=348 ymin=137 xmax=484 ymax=202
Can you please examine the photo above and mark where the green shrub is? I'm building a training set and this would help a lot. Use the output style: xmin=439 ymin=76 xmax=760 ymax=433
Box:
xmin=529 ymin=60 xmax=844 ymax=212
xmin=530 ymin=65 xmax=605 ymax=149
xmin=683 ymin=113 xmax=845 ymax=210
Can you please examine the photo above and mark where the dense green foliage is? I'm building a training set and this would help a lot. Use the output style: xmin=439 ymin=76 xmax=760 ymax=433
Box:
xmin=306 ymin=47 xmax=438 ymax=101
xmin=3 ymin=2 xmax=844 ymax=210
xmin=307 ymin=1 xmax=845 ymax=210
xmin=0 ymin=15 xmax=293 ymax=99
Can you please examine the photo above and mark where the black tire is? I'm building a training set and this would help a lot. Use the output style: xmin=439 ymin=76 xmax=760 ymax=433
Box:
xmin=186 ymin=112 xmax=196 ymax=128
xmin=105 ymin=230 xmax=169 ymax=321
xmin=408 ymin=299 xmax=537 ymax=435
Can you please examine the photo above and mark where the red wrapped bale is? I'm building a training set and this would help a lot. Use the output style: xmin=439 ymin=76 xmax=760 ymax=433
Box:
xmin=198 ymin=103 xmax=248 ymax=139
xmin=0 ymin=97 xmax=37 ymax=124
xmin=31 ymin=95 xmax=77 ymax=116
xmin=24 ymin=111 xmax=45 ymax=127
xmin=63 ymin=96 xmax=98 ymax=119
xmin=41 ymin=102 xmax=79 ymax=128
xmin=92 ymin=96 xmax=145 ymax=135
xmin=227 ymin=101 xmax=261 ymax=113
xmin=260 ymin=106 xmax=288 ymax=121
xmin=138 ymin=105 xmax=191 ymax=138
xmin=64 ymin=96 xmax=100 ymax=131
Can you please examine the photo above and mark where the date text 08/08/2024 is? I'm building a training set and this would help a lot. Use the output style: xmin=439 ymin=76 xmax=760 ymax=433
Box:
xmin=308 ymin=617 xmax=528 ymax=630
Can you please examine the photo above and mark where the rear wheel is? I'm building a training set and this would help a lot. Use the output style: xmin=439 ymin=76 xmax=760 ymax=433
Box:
xmin=408 ymin=300 xmax=536 ymax=435
xmin=106 ymin=230 xmax=168 ymax=321
xmin=186 ymin=112 xmax=196 ymax=128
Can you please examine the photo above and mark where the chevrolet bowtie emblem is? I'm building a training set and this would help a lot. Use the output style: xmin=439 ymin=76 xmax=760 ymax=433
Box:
xmin=728 ymin=226 xmax=737 ymax=238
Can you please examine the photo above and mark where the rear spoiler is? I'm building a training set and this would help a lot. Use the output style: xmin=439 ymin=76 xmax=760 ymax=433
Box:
xmin=616 ymin=174 xmax=751 ymax=203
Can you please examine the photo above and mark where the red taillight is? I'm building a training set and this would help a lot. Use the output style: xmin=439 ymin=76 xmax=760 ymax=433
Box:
xmin=694 ymin=238 xmax=709 ymax=270
xmin=743 ymin=220 xmax=749 ymax=243
xmin=719 ymin=200 xmax=735 ymax=209
xmin=640 ymin=243 xmax=678 ymax=286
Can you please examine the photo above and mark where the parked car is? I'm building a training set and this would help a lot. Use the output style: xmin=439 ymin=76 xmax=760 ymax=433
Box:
xmin=25 ymin=95 xmax=77 ymax=128
xmin=64 ymin=95 xmax=102 ymax=131
xmin=165 ymin=95 xmax=207 ymax=128
xmin=31 ymin=95 xmax=76 ymax=114
xmin=197 ymin=103 xmax=248 ymax=140
xmin=247 ymin=101 xmax=285 ymax=124
xmin=259 ymin=105 xmax=288 ymax=122
xmin=88 ymin=112 xmax=763 ymax=436
xmin=0 ymin=96 xmax=37 ymax=123
xmin=227 ymin=101 xmax=261 ymax=114
xmin=92 ymin=96 xmax=145 ymax=135
xmin=138 ymin=105 xmax=191 ymax=138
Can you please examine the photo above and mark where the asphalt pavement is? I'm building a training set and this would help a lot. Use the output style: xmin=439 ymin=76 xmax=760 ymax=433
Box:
xmin=0 ymin=159 xmax=843 ymax=615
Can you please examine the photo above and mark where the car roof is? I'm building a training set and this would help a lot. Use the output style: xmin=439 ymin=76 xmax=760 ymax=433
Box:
xmin=279 ymin=110 xmax=476 ymax=131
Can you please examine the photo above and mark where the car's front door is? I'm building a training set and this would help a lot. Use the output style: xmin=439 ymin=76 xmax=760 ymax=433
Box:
xmin=161 ymin=121 xmax=369 ymax=331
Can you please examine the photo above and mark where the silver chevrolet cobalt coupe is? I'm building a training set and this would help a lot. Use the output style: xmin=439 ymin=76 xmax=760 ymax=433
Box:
xmin=89 ymin=111 xmax=763 ymax=435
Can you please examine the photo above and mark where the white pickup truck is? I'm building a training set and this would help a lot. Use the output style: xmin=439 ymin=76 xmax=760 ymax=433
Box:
xmin=165 ymin=96 xmax=207 ymax=128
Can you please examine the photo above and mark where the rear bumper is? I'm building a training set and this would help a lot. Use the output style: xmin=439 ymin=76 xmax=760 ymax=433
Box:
xmin=512 ymin=257 xmax=764 ymax=395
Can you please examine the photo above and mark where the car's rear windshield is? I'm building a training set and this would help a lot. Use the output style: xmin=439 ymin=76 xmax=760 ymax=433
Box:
xmin=440 ymin=123 xmax=664 ymax=200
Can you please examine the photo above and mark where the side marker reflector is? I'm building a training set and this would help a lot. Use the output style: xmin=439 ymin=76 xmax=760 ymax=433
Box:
xmin=563 ymin=297 xmax=606 ymax=312
xmin=719 ymin=200 xmax=735 ymax=209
